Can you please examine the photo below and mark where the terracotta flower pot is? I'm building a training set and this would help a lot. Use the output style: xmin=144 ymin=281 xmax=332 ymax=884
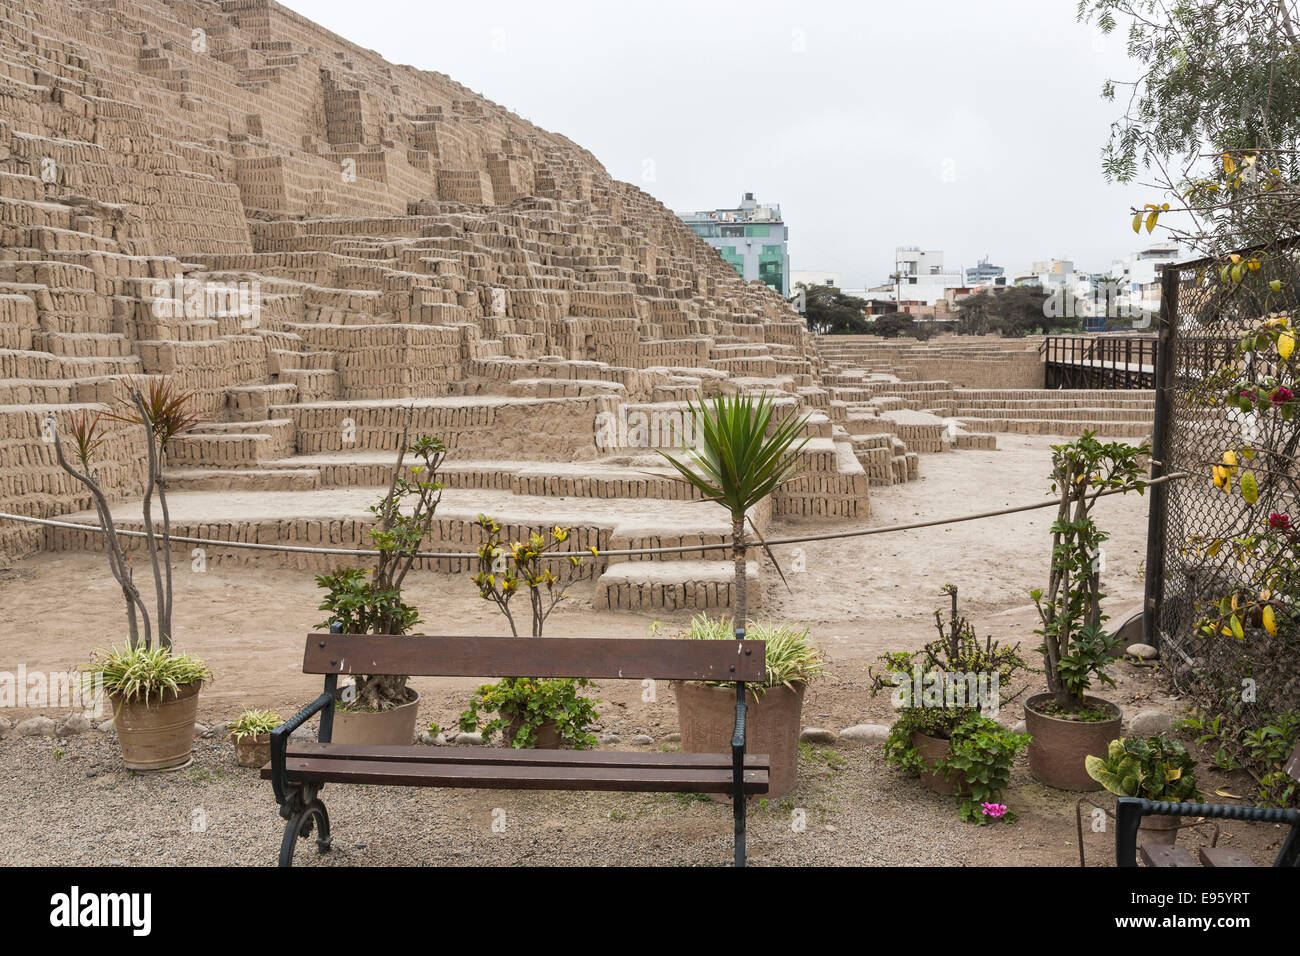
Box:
xmin=231 ymin=732 xmax=272 ymax=768
xmin=330 ymin=689 xmax=420 ymax=745
xmin=1024 ymin=692 xmax=1122 ymax=790
xmin=504 ymin=716 xmax=562 ymax=749
xmin=912 ymin=731 xmax=966 ymax=795
xmin=676 ymin=681 xmax=805 ymax=798
xmin=109 ymin=681 xmax=202 ymax=771
xmin=1137 ymin=810 xmax=1182 ymax=846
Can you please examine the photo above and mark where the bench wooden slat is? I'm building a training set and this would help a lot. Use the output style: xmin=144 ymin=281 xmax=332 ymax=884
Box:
xmin=266 ymin=755 xmax=770 ymax=794
xmin=1139 ymin=844 xmax=1198 ymax=867
xmin=302 ymin=634 xmax=767 ymax=682
xmin=1198 ymin=847 xmax=1257 ymax=867
xmin=276 ymin=741 xmax=770 ymax=771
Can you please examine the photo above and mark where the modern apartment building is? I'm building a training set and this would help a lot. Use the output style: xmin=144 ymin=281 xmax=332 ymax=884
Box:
xmin=678 ymin=193 xmax=790 ymax=296
xmin=893 ymin=246 xmax=966 ymax=305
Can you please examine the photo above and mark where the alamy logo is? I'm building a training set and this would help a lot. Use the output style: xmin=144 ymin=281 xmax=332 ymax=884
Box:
xmin=594 ymin=407 xmax=698 ymax=452
xmin=49 ymin=886 xmax=151 ymax=936
xmin=150 ymin=274 xmax=261 ymax=328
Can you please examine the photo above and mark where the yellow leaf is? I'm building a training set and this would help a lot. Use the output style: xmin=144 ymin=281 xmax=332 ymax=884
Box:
xmin=1223 ymin=153 xmax=1236 ymax=175
xmin=1263 ymin=606 xmax=1278 ymax=636
xmin=1280 ymin=330 xmax=1295 ymax=361
xmin=1132 ymin=212 xmax=1143 ymax=234
xmin=1146 ymin=210 xmax=1159 ymax=233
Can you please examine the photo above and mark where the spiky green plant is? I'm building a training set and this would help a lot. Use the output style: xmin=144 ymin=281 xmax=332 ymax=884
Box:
xmin=678 ymin=614 xmax=826 ymax=692
xmin=85 ymin=644 xmax=212 ymax=706
xmin=658 ymin=393 xmax=809 ymax=631
xmin=228 ymin=708 xmax=283 ymax=741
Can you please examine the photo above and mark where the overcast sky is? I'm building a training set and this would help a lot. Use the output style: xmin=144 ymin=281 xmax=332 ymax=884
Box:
xmin=282 ymin=0 xmax=1159 ymax=288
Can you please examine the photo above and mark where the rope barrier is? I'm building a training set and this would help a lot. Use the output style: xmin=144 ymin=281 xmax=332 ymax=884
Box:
xmin=0 ymin=472 xmax=1190 ymax=561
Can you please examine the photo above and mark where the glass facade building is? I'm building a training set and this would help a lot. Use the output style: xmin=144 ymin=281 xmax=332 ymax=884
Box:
xmin=678 ymin=193 xmax=789 ymax=296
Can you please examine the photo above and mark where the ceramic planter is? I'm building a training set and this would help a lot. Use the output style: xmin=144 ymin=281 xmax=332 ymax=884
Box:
xmin=109 ymin=680 xmax=202 ymax=771
xmin=912 ymin=731 xmax=967 ymax=795
xmin=330 ymin=689 xmax=420 ymax=745
xmin=676 ymin=681 xmax=805 ymax=798
xmin=1024 ymin=692 xmax=1122 ymax=790
xmin=232 ymin=732 xmax=272 ymax=768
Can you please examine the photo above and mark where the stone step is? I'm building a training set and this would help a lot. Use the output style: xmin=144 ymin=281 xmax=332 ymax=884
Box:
xmin=596 ymin=560 xmax=760 ymax=612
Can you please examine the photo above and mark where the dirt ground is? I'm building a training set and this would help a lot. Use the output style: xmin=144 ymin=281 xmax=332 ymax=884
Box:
xmin=0 ymin=434 xmax=1288 ymax=865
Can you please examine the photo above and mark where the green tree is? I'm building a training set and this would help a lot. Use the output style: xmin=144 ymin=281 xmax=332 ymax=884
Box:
xmin=794 ymin=283 xmax=871 ymax=334
xmin=1081 ymin=0 xmax=1300 ymax=255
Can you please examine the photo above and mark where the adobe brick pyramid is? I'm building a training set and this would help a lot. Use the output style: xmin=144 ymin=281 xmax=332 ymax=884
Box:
xmin=2 ymin=0 xmax=977 ymax=610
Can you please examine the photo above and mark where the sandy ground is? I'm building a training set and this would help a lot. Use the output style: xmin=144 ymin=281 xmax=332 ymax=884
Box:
xmin=0 ymin=434 xmax=1287 ymax=865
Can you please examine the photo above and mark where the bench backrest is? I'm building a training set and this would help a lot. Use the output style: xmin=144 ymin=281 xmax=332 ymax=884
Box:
xmin=303 ymin=633 xmax=767 ymax=682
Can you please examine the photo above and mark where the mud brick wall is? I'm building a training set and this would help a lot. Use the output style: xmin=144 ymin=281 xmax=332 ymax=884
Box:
xmin=281 ymin=395 xmax=615 ymax=459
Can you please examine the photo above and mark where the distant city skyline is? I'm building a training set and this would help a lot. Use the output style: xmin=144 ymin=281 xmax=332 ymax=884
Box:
xmin=283 ymin=0 xmax=1170 ymax=288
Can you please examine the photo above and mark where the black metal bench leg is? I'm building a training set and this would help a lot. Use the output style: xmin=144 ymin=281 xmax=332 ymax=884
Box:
xmin=732 ymin=679 xmax=747 ymax=868
xmin=278 ymin=785 xmax=332 ymax=867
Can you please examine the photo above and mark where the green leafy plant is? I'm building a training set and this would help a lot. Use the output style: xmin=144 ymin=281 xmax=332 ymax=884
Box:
xmin=459 ymin=677 xmax=600 ymax=749
xmin=84 ymin=644 xmax=212 ymax=705
xmin=314 ymin=422 xmax=445 ymax=711
xmin=676 ymin=614 xmax=826 ymax=691
xmin=1030 ymin=432 xmax=1148 ymax=714
xmin=870 ymin=587 xmax=1030 ymax=824
xmin=461 ymin=517 xmax=598 ymax=747
xmin=658 ymin=393 xmax=810 ymax=630
xmin=883 ymin=709 xmax=1029 ymax=825
xmin=228 ymin=708 xmax=282 ymax=741
xmin=1085 ymin=735 xmax=1201 ymax=802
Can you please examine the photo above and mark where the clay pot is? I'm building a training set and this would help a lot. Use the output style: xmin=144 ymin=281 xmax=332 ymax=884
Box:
xmin=231 ymin=732 xmax=271 ymax=769
xmin=676 ymin=681 xmax=806 ymax=798
xmin=330 ymin=689 xmax=420 ymax=745
xmin=1137 ymin=810 xmax=1182 ymax=846
xmin=1024 ymin=692 xmax=1122 ymax=790
xmin=503 ymin=717 xmax=562 ymax=749
xmin=912 ymin=732 xmax=966 ymax=795
xmin=109 ymin=681 xmax=202 ymax=771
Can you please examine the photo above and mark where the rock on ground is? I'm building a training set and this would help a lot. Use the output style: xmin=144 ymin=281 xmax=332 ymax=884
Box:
xmin=1129 ymin=710 xmax=1174 ymax=736
xmin=839 ymin=724 xmax=890 ymax=745
xmin=800 ymin=727 xmax=837 ymax=744
xmin=16 ymin=716 xmax=56 ymax=737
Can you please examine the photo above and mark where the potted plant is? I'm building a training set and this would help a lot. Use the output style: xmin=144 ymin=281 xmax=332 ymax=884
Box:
xmin=314 ymin=425 xmax=446 ymax=745
xmin=1026 ymin=431 xmax=1148 ymax=789
xmin=674 ymin=614 xmax=825 ymax=798
xmin=55 ymin=377 xmax=210 ymax=771
xmin=85 ymin=645 xmax=212 ymax=771
xmin=228 ymin=708 xmax=283 ymax=768
xmin=1085 ymin=735 xmax=1201 ymax=845
xmin=869 ymin=586 xmax=1030 ymax=823
xmin=457 ymin=517 xmax=599 ymax=748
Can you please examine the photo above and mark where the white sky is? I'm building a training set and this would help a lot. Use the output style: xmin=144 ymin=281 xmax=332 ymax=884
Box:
xmin=281 ymin=0 xmax=1161 ymax=287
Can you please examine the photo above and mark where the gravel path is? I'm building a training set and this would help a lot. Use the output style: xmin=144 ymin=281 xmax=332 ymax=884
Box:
xmin=4 ymin=728 xmax=1265 ymax=867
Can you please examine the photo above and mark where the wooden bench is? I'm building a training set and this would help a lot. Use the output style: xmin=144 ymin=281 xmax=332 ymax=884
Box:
xmin=263 ymin=632 xmax=770 ymax=867
xmin=1115 ymin=741 xmax=1300 ymax=867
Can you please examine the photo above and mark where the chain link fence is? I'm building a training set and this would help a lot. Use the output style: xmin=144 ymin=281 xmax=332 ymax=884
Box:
xmin=1148 ymin=247 xmax=1300 ymax=796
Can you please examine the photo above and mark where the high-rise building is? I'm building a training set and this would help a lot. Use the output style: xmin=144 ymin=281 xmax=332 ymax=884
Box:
xmin=678 ymin=193 xmax=790 ymax=296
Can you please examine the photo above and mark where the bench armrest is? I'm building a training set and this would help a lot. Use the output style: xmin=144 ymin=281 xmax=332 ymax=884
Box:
xmin=269 ymin=692 xmax=335 ymax=807
xmin=1116 ymin=796 xmax=1300 ymax=866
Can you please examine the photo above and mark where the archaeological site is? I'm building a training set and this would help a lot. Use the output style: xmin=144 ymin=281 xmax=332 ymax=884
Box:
xmin=0 ymin=0 xmax=1295 ymax=889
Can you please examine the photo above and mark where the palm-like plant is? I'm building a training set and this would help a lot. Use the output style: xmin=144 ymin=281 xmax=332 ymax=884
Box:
xmin=658 ymin=392 xmax=810 ymax=632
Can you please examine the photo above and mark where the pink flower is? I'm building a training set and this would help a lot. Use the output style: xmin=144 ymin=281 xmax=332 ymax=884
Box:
xmin=1269 ymin=386 xmax=1294 ymax=406
xmin=981 ymin=802 xmax=1007 ymax=818
xmin=1270 ymin=513 xmax=1292 ymax=531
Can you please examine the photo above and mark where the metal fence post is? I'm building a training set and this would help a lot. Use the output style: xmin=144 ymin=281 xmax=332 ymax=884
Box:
xmin=1142 ymin=267 xmax=1179 ymax=648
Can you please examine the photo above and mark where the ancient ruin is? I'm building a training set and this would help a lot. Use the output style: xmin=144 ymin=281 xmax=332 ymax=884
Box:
xmin=0 ymin=0 xmax=1152 ymax=613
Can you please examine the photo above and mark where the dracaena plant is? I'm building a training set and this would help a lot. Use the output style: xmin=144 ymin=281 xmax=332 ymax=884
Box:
xmin=658 ymin=392 xmax=809 ymax=633
xmin=52 ymin=376 xmax=202 ymax=650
